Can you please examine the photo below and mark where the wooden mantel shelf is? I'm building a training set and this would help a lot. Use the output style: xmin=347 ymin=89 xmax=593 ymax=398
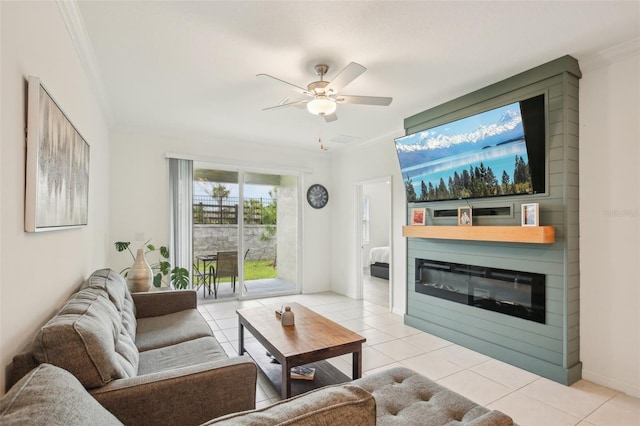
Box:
xmin=402 ymin=225 xmax=555 ymax=244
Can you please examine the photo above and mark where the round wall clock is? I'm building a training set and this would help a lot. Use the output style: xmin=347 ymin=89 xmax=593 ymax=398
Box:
xmin=306 ymin=184 xmax=329 ymax=209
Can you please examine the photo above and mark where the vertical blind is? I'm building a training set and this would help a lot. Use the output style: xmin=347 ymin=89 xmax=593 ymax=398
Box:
xmin=168 ymin=158 xmax=193 ymax=285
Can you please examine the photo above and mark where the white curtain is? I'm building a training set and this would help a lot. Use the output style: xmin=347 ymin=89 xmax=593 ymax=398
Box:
xmin=168 ymin=158 xmax=193 ymax=286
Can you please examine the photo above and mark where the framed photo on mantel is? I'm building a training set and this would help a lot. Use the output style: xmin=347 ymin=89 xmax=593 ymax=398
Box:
xmin=411 ymin=208 xmax=426 ymax=225
xmin=522 ymin=203 xmax=539 ymax=226
xmin=458 ymin=206 xmax=472 ymax=226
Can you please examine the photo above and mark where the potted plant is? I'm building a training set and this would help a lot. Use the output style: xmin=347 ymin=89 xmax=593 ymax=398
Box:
xmin=114 ymin=239 xmax=189 ymax=291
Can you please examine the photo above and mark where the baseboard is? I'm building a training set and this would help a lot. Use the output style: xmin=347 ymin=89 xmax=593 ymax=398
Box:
xmin=404 ymin=314 xmax=581 ymax=386
xmin=391 ymin=306 xmax=405 ymax=316
xmin=582 ymin=368 xmax=640 ymax=398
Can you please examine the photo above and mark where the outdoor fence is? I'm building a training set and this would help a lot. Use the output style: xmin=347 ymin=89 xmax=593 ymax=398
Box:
xmin=193 ymin=195 xmax=275 ymax=225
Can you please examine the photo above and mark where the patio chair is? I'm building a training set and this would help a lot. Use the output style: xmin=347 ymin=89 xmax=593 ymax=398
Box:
xmin=209 ymin=251 xmax=238 ymax=298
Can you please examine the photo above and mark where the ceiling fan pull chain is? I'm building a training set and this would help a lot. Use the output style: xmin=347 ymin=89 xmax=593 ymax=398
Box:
xmin=318 ymin=116 xmax=325 ymax=150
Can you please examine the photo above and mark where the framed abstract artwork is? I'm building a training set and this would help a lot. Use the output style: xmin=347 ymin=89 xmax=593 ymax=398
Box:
xmin=25 ymin=76 xmax=90 ymax=232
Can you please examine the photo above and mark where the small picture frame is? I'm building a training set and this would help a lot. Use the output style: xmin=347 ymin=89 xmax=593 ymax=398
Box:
xmin=411 ymin=208 xmax=426 ymax=225
xmin=522 ymin=203 xmax=539 ymax=226
xmin=458 ymin=206 xmax=472 ymax=226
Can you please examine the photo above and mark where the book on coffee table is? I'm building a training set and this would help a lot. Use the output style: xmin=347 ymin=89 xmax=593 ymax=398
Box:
xmin=291 ymin=366 xmax=315 ymax=380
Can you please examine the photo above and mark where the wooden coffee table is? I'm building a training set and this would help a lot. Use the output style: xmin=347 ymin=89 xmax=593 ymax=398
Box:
xmin=237 ymin=302 xmax=366 ymax=399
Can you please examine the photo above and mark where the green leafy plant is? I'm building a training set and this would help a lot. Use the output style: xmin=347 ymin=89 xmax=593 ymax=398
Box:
xmin=114 ymin=239 xmax=190 ymax=289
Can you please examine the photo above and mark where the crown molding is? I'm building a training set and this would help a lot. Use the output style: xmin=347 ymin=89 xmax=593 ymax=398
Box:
xmin=580 ymin=38 xmax=640 ymax=72
xmin=56 ymin=0 xmax=113 ymax=125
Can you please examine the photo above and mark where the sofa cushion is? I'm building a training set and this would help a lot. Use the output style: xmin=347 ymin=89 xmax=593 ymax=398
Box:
xmin=82 ymin=268 xmax=137 ymax=339
xmin=0 ymin=364 xmax=123 ymax=426
xmin=135 ymin=309 xmax=213 ymax=351
xmin=32 ymin=288 xmax=139 ymax=389
xmin=137 ymin=336 xmax=228 ymax=375
xmin=204 ymin=384 xmax=375 ymax=426
xmin=353 ymin=366 xmax=513 ymax=426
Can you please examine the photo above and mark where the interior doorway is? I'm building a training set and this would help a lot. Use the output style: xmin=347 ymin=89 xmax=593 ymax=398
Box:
xmin=357 ymin=177 xmax=392 ymax=309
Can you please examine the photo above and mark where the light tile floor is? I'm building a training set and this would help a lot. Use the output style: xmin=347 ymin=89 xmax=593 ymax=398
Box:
xmin=198 ymin=292 xmax=640 ymax=426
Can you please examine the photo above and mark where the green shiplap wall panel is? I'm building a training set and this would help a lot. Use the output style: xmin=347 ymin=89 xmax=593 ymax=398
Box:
xmin=410 ymin=243 xmax=564 ymax=264
xmin=408 ymin=295 xmax=564 ymax=348
xmin=404 ymin=315 xmax=576 ymax=384
xmin=405 ymin=304 xmax=565 ymax=366
xmin=568 ymin=313 xmax=579 ymax=328
xmin=403 ymin=56 xmax=581 ymax=385
xmin=409 ymin=288 xmax=564 ymax=339
xmin=403 ymin=56 xmax=580 ymax=131
xmin=547 ymin=287 xmax=565 ymax=302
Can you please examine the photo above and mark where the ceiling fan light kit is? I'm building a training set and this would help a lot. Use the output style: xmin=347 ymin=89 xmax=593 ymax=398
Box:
xmin=258 ymin=61 xmax=392 ymax=123
xmin=307 ymin=96 xmax=336 ymax=116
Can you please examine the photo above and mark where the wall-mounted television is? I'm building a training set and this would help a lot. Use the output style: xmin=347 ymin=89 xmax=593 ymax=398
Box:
xmin=395 ymin=94 xmax=546 ymax=203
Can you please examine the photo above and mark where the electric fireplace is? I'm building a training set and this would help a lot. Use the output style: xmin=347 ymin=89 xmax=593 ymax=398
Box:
xmin=415 ymin=259 xmax=545 ymax=323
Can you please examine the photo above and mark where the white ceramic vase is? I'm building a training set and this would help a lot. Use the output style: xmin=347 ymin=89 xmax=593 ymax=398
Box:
xmin=127 ymin=249 xmax=153 ymax=292
xmin=281 ymin=306 xmax=295 ymax=326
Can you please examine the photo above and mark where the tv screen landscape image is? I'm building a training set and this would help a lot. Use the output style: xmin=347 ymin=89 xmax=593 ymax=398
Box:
xmin=396 ymin=94 xmax=546 ymax=203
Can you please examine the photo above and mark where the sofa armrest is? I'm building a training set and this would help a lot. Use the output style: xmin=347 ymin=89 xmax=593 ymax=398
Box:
xmin=133 ymin=290 xmax=197 ymax=318
xmin=90 ymin=356 xmax=257 ymax=426
xmin=7 ymin=351 xmax=39 ymax=391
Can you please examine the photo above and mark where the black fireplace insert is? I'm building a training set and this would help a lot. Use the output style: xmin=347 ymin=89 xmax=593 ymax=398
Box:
xmin=415 ymin=259 xmax=545 ymax=323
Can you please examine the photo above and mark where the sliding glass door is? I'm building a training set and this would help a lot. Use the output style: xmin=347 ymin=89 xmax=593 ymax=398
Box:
xmin=192 ymin=164 xmax=298 ymax=301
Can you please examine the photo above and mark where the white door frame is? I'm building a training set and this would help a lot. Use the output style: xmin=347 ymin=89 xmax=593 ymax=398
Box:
xmin=355 ymin=176 xmax=393 ymax=310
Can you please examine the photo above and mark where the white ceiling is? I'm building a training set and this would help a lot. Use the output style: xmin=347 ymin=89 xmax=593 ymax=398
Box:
xmin=74 ymin=1 xmax=639 ymax=152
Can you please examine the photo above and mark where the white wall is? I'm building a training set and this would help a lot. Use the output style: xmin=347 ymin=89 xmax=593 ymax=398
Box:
xmin=330 ymin=135 xmax=407 ymax=314
xmin=108 ymin=130 xmax=332 ymax=294
xmin=0 ymin=2 xmax=110 ymax=394
xmin=580 ymin=46 xmax=640 ymax=397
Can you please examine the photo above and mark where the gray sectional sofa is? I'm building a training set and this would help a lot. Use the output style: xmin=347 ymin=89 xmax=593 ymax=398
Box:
xmin=1 ymin=363 xmax=514 ymax=425
xmin=7 ymin=269 xmax=257 ymax=426
xmin=2 ymin=268 xmax=514 ymax=426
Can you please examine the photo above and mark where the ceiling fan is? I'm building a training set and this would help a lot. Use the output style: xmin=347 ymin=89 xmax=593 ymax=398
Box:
xmin=257 ymin=62 xmax=392 ymax=122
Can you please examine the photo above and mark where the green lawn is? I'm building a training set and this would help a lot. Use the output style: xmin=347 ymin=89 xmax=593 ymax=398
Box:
xmin=194 ymin=259 xmax=276 ymax=282
xmin=244 ymin=259 xmax=277 ymax=280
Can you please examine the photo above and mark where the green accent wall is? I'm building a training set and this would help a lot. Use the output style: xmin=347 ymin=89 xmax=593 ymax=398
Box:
xmin=403 ymin=56 xmax=582 ymax=385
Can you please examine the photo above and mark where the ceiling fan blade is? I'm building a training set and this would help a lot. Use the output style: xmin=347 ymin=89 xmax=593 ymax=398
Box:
xmin=335 ymin=95 xmax=393 ymax=106
xmin=262 ymin=99 xmax=308 ymax=111
xmin=257 ymin=73 xmax=311 ymax=96
xmin=324 ymin=62 xmax=366 ymax=94
xmin=323 ymin=112 xmax=338 ymax=122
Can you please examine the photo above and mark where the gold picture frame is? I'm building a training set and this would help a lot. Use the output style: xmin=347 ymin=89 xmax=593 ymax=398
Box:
xmin=458 ymin=206 xmax=472 ymax=226
xmin=411 ymin=208 xmax=426 ymax=225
